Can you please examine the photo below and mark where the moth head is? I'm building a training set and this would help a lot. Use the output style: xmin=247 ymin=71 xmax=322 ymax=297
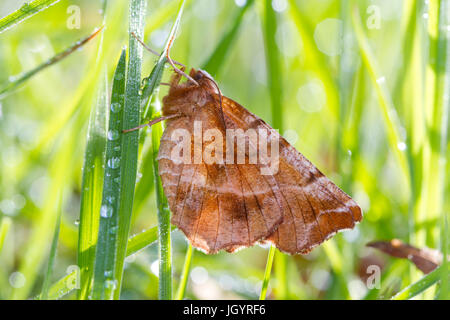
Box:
xmin=189 ymin=69 xmax=221 ymax=95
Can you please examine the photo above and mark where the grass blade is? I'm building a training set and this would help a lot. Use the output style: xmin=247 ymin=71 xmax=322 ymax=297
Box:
xmin=126 ymin=226 xmax=176 ymax=256
xmin=391 ymin=265 xmax=449 ymax=300
xmin=0 ymin=27 xmax=103 ymax=97
xmin=259 ymin=0 xmax=287 ymax=299
xmin=0 ymin=0 xmax=61 ymax=34
xmin=351 ymin=6 xmax=410 ymax=183
xmin=133 ymin=0 xmax=187 ymax=300
xmin=45 ymin=225 xmax=175 ymax=300
xmin=202 ymin=0 xmax=255 ymax=76
xmin=261 ymin=0 xmax=283 ymax=130
xmin=175 ymin=244 xmax=193 ymax=300
xmin=91 ymin=49 xmax=127 ymax=300
xmin=39 ymin=194 xmax=63 ymax=300
xmin=259 ymin=245 xmax=276 ymax=300
xmin=113 ymin=0 xmax=147 ymax=299
xmin=76 ymin=69 xmax=109 ymax=299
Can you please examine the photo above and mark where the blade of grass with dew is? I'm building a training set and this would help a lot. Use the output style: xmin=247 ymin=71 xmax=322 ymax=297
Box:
xmin=74 ymin=4 xmax=111 ymax=300
xmin=91 ymin=49 xmax=127 ymax=300
xmin=127 ymin=225 xmax=176 ymax=256
xmin=0 ymin=27 xmax=103 ymax=97
xmin=151 ymin=96 xmax=173 ymax=300
xmin=113 ymin=0 xmax=147 ymax=299
xmin=39 ymin=194 xmax=63 ymax=300
xmin=175 ymin=244 xmax=193 ymax=300
xmin=0 ymin=0 xmax=61 ymax=34
xmin=202 ymin=0 xmax=255 ymax=77
xmin=138 ymin=0 xmax=187 ymax=300
xmin=77 ymin=69 xmax=109 ymax=300
xmin=391 ymin=265 xmax=449 ymax=300
xmin=45 ymin=225 xmax=175 ymax=300
xmin=351 ymin=6 xmax=410 ymax=184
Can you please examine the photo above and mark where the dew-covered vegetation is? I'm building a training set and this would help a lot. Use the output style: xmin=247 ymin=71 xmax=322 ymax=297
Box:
xmin=0 ymin=0 xmax=448 ymax=300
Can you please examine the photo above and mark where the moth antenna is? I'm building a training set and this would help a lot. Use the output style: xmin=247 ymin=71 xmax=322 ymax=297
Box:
xmin=122 ymin=114 xmax=181 ymax=133
xmin=204 ymin=76 xmax=226 ymax=127
xmin=130 ymin=32 xmax=185 ymax=67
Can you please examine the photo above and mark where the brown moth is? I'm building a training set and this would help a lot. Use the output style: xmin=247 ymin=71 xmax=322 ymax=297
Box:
xmin=156 ymin=68 xmax=362 ymax=255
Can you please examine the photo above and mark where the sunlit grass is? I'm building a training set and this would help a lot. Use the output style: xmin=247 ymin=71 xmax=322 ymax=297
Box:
xmin=0 ymin=0 xmax=447 ymax=300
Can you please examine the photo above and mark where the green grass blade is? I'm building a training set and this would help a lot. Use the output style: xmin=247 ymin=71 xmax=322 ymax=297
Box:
xmin=351 ymin=6 xmax=410 ymax=182
xmin=202 ymin=0 xmax=255 ymax=76
xmin=0 ymin=27 xmax=103 ymax=97
xmin=47 ymin=271 xmax=77 ymax=300
xmin=92 ymin=49 xmax=127 ymax=300
xmin=45 ymin=224 xmax=174 ymax=300
xmin=261 ymin=0 xmax=283 ymax=130
xmin=134 ymin=0 xmax=187 ymax=300
xmin=150 ymin=105 xmax=172 ymax=300
xmin=39 ymin=194 xmax=63 ymax=300
xmin=0 ymin=0 xmax=61 ymax=34
xmin=391 ymin=265 xmax=449 ymax=300
xmin=113 ymin=0 xmax=147 ymax=300
xmin=76 ymin=69 xmax=109 ymax=300
xmin=259 ymin=245 xmax=276 ymax=300
xmin=141 ymin=0 xmax=187 ymax=120
xmin=175 ymin=244 xmax=193 ymax=300
xmin=127 ymin=226 xmax=176 ymax=256
xmin=259 ymin=0 xmax=288 ymax=299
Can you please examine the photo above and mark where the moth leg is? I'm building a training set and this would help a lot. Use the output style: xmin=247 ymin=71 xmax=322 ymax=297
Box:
xmin=166 ymin=54 xmax=199 ymax=86
xmin=122 ymin=114 xmax=181 ymax=133
xmin=131 ymin=32 xmax=185 ymax=67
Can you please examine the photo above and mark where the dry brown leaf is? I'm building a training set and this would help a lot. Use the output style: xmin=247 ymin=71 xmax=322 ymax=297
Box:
xmin=367 ymin=239 xmax=443 ymax=274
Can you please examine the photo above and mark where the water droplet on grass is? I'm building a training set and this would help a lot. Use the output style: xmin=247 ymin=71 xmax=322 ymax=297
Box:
xmin=111 ymin=103 xmax=121 ymax=113
xmin=100 ymin=205 xmax=113 ymax=218
xmin=107 ymin=157 xmax=120 ymax=169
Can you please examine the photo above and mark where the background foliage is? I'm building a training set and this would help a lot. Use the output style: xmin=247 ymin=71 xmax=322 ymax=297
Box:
xmin=0 ymin=0 xmax=448 ymax=300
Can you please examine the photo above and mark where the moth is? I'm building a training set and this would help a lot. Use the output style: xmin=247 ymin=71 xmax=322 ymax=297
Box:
xmin=144 ymin=68 xmax=363 ymax=255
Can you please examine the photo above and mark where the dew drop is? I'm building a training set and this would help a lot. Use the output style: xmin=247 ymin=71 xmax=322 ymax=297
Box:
xmin=108 ymin=130 xmax=119 ymax=141
xmin=107 ymin=157 xmax=120 ymax=169
xmin=105 ymin=279 xmax=117 ymax=290
xmin=100 ymin=204 xmax=113 ymax=218
xmin=111 ymin=103 xmax=121 ymax=113
xmin=397 ymin=142 xmax=407 ymax=151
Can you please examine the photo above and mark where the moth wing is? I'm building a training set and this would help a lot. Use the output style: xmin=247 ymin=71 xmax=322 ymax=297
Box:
xmin=222 ymin=96 xmax=363 ymax=254
xmin=157 ymin=115 xmax=284 ymax=254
